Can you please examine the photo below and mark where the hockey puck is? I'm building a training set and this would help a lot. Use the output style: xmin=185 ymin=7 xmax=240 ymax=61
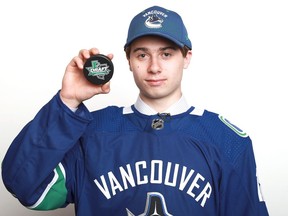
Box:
xmin=83 ymin=54 xmax=114 ymax=85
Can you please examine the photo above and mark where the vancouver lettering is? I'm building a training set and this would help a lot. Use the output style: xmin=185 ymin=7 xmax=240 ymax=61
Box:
xmin=142 ymin=10 xmax=168 ymax=18
xmin=94 ymin=160 xmax=212 ymax=207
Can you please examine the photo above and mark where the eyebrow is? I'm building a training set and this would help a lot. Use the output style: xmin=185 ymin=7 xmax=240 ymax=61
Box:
xmin=132 ymin=46 xmax=178 ymax=53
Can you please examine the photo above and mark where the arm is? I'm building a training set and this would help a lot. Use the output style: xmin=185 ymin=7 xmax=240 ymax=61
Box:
xmin=1 ymin=92 xmax=92 ymax=209
xmin=1 ymin=48 xmax=113 ymax=210
xmin=220 ymin=139 xmax=269 ymax=216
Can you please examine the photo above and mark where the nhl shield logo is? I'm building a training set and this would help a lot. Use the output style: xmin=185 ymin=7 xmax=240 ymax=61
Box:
xmin=126 ymin=192 xmax=172 ymax=216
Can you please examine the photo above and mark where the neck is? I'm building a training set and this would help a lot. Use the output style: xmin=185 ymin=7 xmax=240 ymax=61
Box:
xmin=139 ymin=93 xmax=182 ymax=113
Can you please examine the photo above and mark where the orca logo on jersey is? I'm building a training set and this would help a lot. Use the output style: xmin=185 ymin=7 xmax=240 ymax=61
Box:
xmin=126 ymin=192 xmax=172 ymax=216
xmin=218 ymin=115 xmax=248 ymax=137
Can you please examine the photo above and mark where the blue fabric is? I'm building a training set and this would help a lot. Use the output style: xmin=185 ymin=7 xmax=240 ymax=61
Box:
xmin=124 ymin=5 xmax=192 ymax=50
xmin=2 ymin=92 xmax=269 ymax=215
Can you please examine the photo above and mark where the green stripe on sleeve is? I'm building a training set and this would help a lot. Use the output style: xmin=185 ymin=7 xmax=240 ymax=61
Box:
xmin=28 ymin=163 xmax=68 ymax=210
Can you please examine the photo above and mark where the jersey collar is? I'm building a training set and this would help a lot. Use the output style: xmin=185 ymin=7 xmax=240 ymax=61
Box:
xmin=133 ymin=95 xmax=190 ymax=116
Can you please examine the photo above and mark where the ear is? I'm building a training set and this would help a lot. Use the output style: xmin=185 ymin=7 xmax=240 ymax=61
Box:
xmin=183 ymin=50 xmax=192 ymax=69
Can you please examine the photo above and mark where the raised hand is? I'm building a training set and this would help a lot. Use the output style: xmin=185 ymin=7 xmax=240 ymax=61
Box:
xmin=60 ymin=48 xmax=113 ymax=108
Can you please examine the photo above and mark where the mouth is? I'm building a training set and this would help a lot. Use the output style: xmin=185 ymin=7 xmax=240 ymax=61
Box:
xmin=145 ymin=78 xmax=166 ymax=86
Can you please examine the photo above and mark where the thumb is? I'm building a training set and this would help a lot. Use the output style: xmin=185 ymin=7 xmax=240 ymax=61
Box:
xmin=100 ymin=82 xmax=111 ymax=94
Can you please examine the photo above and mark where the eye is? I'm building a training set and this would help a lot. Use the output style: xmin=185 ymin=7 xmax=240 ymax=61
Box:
xmin=139 ymin=53 xmax=146 ymax=58
xmin=162 ymin=52 xmax=172 ymax=58
xmin=136 ymin=53 xmax=148 ymax=60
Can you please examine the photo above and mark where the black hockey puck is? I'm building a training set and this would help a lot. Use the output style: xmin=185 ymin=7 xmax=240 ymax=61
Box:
xmin=83 ymin=54 xmax=114 ymax=85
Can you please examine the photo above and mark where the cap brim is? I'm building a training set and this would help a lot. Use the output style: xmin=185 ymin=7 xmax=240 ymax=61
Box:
xmin=124 ymin=32 xmax=186 ymax=49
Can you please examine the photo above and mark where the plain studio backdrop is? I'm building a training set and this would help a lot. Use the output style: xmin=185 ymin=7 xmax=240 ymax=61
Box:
xmin=0 ymin=0 xmax=287 ymax=215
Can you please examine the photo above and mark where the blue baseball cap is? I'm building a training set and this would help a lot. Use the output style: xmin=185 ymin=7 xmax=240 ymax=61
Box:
xmin=124 ymin=5 xmax=192 ymax=50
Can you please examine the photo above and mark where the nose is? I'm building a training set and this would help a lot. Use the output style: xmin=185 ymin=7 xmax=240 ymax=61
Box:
xmin=148 ymin=56 xmax=161 ymax=74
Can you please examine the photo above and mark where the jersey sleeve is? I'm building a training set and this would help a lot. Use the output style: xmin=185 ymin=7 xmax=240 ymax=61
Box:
xmin=1 ymin=91 xmax=92 ymax=210
xmin=214 ymin=115 xmax=269 ymax=215
xmin=200 ymin=113 xmax=269 ymax=215
xmin=219 ymin=139 xmax=269 ymax=215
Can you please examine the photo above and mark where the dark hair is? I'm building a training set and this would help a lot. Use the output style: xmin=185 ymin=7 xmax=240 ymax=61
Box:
xmin=125 ymin=45 xmax=190 ymax=59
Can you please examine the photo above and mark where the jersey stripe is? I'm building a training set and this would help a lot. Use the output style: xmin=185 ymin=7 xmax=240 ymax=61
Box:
xmin=28 ymin=163 xmax=67 ymax=210
xmin=218 ymin=115 xmax=248 ymax=137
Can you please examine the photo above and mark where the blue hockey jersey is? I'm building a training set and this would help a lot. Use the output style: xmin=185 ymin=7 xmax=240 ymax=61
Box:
xmin=2 ymin=92 xmax=269 ymax=215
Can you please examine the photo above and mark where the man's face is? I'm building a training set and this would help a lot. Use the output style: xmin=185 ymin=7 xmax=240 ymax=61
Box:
xmin=128 ymin=36 xmax=192 ymax=108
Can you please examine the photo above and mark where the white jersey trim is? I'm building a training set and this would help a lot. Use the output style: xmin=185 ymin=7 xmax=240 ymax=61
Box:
xmin=28 ymin=163 xmax=66 ymax=209
xmin=190 ymin=107 xmax=204 ymax=116
xmin=123 ymin=95 xmax=191 ymax=116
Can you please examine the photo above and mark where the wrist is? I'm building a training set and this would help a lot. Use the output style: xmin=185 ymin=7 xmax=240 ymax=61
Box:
xmin=59 ymin=91 xmax=81 ymax=109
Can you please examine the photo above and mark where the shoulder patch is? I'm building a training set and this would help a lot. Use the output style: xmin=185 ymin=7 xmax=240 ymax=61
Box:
xmin=218 ymin=115 xmax=248 ymax=137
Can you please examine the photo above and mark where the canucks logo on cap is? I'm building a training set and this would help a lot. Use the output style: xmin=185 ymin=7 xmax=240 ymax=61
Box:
xmin=143 ymin=9 xmax=168 ymax=29
xmin=145 ymin=14 xmax=163 ymax=28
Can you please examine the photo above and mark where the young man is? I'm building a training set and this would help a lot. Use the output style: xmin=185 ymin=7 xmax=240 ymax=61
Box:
xmin=2 ymin=5 xmax=269 ymax=216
